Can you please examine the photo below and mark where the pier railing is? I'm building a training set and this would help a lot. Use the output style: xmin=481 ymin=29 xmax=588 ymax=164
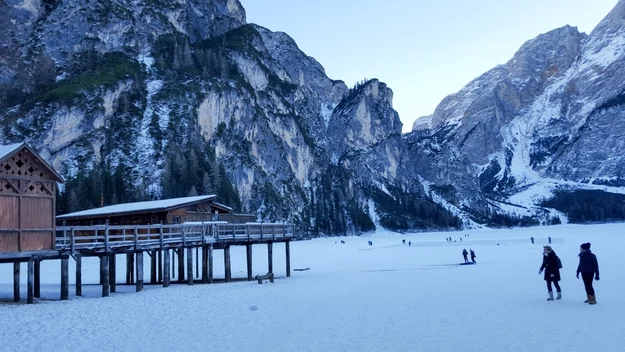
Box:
xmin=55 ymin=222 xmax=294 ymax=254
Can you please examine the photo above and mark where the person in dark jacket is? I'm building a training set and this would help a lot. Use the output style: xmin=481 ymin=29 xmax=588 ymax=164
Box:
xmin=462 ymin=249 xmax=469 ymax=263
xmin=577 ymin=242 xmax=600 ymax=304
xmin=470 ymin=249 xmax=476 ymax=264
xmin=539 ymin=245 xmax=562 ymax=300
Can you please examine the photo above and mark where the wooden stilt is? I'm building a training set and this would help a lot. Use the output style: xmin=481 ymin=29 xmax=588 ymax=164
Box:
xmin=76 ymin=254 xmax=82 ymax=296
xmin=126 ymin=252 xmax=134 ymax=284
xmin=202 ymin=245 xmax=208 ymax=283
xmin=13 ymin=261 xmax=20 ymax=302
xmin=61 ymin=257 xmax=69 ymax=301
xmin=109 ymin=254 xmax=117 ymax=293
xmin=99 ymin=256 xmax=105 ymax=285
xmin=177 ymin=248 xmax=185 ymax=283
xmin=34 ymin=260 xmax=40 ymax=298
xmin=187 ymin=247 xmax=193 ymax=285
xmin=163 ymin=249 xmax=171 ymax=287
xmin=246 ymin=244 xmax=253 ymax=281
xmin=268 ymin=242 xmax=273 ymax=274
xmin=27 ymin=260 xmax=34 ymax=304
xmin=224 ymin=245 xmax=231 ymax=282
xmin=151 ymin=250 xmax=157 ymax=284
xmin=136 ymin=252 xmax=143 ymax=292
xmin=286 ymin=240 xmax=291 ymax=278
xmin=208 ymin=244 xmax=214 ymax=284
xmin=158 ymin=250 xmax=163 ymax=283
xmin=171 ymin=249 xmax=175 ymax=279
xmin=196 ymin=247 xmax=199 ymax=279
xmin=102 ymin=255 xmax=110 ymax=297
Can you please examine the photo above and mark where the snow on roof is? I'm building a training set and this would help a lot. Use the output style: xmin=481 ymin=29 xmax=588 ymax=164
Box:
xmin=0 ymin=143 xmax=24 ymax=160
xmin=57 ymin=195 xmax=218 ymax=219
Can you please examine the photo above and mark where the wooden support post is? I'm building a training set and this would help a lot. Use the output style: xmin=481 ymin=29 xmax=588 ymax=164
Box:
xmin=246 ymin=244 xmax=253 ymax=281
xmin=208 ymin=244 xmax=214 ymax=284
xmin=61 ymin=257 xmax=69 ymax=301
xmin=286 ymin=240 xmax=291 ymax=278
xmin=268 ymin=242 xmax=273 ymax=274
xmin=171 ymin=249 xmax=175 ymax=279
xmin=126 ymin=252 xmax=134 ymax=284
xmin=157 ymin=250 xmax=163 ymax=283
xmin=202 ymin=245 xmax=208 ymax=283
xmin=109 ymin=254 xmax=117 ymax=293
xmin=196 ymin=247 xmax=199 ymax=279
xmin=27 ymin=260 xmax=34 ymax=304
xmin=34 ymin=260 xmax=40 ymax=298
xmin=99 ymin=256 xmax=105 ymax=285
xmin=177 ymin=248 xmax=185 ymax=283
xmin=224 ymin=245 xmax=231 ymax=282
xmin=76 ymin=254 xmax=82 ymax=296
xmin=163 ymin=249 xmax=171 ymax=287
xmin=151 ymin=250 xmax=157 ymax=284
xmin=187 ymin=247 xmax=193 ymax=285
xmin=102 ymin=255 xmax=110 ymax=297
xmin=136 ymin=252 xmax=143 ymax=292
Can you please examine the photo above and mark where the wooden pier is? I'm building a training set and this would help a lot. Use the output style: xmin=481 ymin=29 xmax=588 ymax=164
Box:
xmin=0 ymin=222 xmax=294 ymax=303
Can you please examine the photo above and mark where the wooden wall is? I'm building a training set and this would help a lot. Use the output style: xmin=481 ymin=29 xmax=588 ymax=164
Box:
xmin=0 ymin=148 xmax=57 ymax=252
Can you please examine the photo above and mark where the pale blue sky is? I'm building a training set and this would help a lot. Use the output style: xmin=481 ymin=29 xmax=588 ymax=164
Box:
xmin=242 ymin=0 xmax=618 ymax=132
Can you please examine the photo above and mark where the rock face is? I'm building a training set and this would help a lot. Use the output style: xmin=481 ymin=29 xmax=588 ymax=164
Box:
xmin=409 ymin=0 xmax=625 ymax=221
xmin=0 ymin=0 xmax=459 ymax=235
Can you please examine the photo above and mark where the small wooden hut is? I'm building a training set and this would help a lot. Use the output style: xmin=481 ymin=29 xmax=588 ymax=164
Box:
xmin=0 ymin=143 xmax=64 ymax=252
xmin=56 ymin=195 xmax=254 ymax=226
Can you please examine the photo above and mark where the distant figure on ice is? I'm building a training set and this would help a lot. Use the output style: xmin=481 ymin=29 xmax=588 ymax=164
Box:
xmin=460 ymin=238 xmax=463 ymax=241
xmin=409 ymin=241 xmax=412 ymax=247
xmin=462 ymin=249 xmax=469 ymax=263
xmin=403 ymin=239 xmax=406 ymax=244
xmin=341 ymin=240 xmax=345 ymax=244
xmin=548 ymin=236 xmax=552 ymax=244
xmin=470 ymin=249 xmax=476 ymax=264
xmin=531 ymin=237 xmax=535 ymax=244
xmin=539 ymin=245 xmax=562 ymax=301
xmin=577 ymin=242 xmax=600 ymax=305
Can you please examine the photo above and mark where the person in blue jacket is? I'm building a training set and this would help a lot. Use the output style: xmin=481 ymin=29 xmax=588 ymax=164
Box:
xmin=576 ymin=242 xmax=600 ymax=305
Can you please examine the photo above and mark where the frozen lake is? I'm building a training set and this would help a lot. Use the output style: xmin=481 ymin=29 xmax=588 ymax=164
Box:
xmin=1 ymin=223 xmax=624 ymax=351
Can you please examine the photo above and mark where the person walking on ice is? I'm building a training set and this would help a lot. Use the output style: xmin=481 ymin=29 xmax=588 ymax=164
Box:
xmin=539 ymin=245 xmax=562 ymax=301
xmin=462 ymin=249 xmax=469 ymax=264
xmin=577 ymin=242 xmax=600 ymax=305
xmin=470 ymin=249 xmax=476 ymax=264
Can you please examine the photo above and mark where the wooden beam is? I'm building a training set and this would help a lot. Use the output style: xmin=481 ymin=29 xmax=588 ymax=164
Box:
xmin=208 ymin=244 xmax=213 ymax=284
xmin=268 ymin=242 xmax=273 ymax=274
xmin=13 ymin=261 xmax=19 ymax=302
xmin=224 ymin=245 xmax=231 ymax=282
xmin=195 ymin=247 xmax=199 ymax=279
xmin=61 ymin=257 xmax=69 ymax=300
xmin=187 ymin=247 xmax=193 ymax=285
xmin=157 ymin=250 xmax=163 ymax=283
xmin=101 ymin=255 xmax=109 ymax=297
xmin=286 ymin=240 xmax=291 ymax=278
xmin=34 ymin=260 xmax=40 ymax=298
xmin=201 ymin=245 xmax=208 ymax=283
xmin=150 ymin=250 xmax=157 ymax=284
xmin=126 ymin=252 xmax=134 ymax=284
xmin=136 ymin=252 xmax=143 ymax=292
xmin=76 ymin=255 xmax=82 ymax=296
xmin=109 ymin=254 xmax=116 ymax=293
xmin=177 ymin=248 xmax=185 ymax=283
xmin=246 ymin=244 xmax=253 ymax=281
xmin=163 ymin=249 xmax=170 ymax=287
xmin=99 ymin=256 xmax=104 ymax=285
xmin=27 ymin=260 xmax=34 ymax=304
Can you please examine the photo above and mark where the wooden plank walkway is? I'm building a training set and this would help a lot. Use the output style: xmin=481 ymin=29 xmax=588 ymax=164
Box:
xmin=54 ymin=222 xmax=294 ymax=255
xmin=1 ymin=221 xmax=295 ymax=303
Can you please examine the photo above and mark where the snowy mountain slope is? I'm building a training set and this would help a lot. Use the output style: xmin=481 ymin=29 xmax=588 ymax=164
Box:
xmin=408 ymin=0 xmax=625 ymax=221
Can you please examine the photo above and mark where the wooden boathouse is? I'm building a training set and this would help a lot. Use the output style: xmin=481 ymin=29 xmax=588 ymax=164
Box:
xmin=0 ymin=144 xmax=294 ymax=304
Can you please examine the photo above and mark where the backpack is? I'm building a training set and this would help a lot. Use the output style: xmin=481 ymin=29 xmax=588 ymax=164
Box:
xmin=556 ymin=256 xmax=563 ymax=269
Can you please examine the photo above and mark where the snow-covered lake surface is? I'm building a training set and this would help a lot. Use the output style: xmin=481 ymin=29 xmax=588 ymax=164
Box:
xmin=1 ymin=223 xmax=624 ymax=352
